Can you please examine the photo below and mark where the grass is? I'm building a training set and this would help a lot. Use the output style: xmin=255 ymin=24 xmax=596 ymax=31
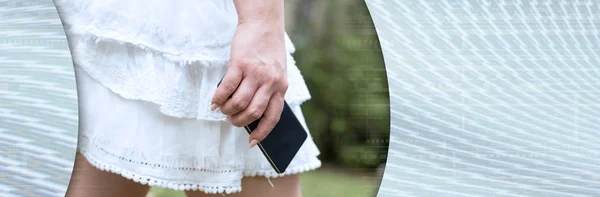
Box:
xmin=146 ymin=167 xmax=379 ymax=197
xmin=147 ymin=187 xmax=186 ymax=197
xmin=300 ymin=168 xmax=379 ymax=197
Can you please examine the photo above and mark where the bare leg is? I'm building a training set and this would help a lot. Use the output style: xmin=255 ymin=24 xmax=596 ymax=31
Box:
xmin=186 ymin=174 xmax=302 ymax=197
xmin=65 ymin=152 xmax=150 ymax=197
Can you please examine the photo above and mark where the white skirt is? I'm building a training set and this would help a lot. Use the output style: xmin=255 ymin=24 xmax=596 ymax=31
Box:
xmin=57 ymin=0 xmax=321 ymax=193
xmin=75 ymin=66 xmax=322 ymax=194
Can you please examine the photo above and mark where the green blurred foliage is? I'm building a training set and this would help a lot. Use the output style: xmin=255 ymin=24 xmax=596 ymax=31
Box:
xmin=286 ymin=0 xmax=390 ymax=169
xmin=147 ymin=3 xmax=387 ymax=196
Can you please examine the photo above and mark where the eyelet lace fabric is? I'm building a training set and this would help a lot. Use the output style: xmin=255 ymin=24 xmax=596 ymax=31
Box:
xmin=56 ymin=0 xmax=321 ymax=194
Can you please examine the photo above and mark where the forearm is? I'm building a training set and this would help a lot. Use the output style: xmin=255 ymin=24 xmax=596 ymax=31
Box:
xmin=233 ymin=0 xmax=285 ymax=33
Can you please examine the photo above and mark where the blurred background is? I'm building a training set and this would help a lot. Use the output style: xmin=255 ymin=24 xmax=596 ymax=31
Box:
xmin=149 ymin=0 xmax=390 ymax=196
xmin=0 ymin=0 xmax=388 ymax=196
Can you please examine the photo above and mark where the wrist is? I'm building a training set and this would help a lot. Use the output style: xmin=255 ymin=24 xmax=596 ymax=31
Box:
xmin=237 ymin=16 xmax=284 ymax=31
xmin=237 ymin=20 xmax=285 ymax=40
xmin=235 ymin=1 xmax=284 ymax=31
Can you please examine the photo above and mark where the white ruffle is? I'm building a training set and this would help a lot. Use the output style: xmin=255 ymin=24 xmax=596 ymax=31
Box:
xmin=81 ymin=149 xmax=322 ymax=194
xmin=55 ymin=0 xmax=296 ymax=61
xmin=55 ymin=0 xmax=237 ymax=60
xmin=68 ymin=34 xmax=311 ymax=120
xmin=75 ymin=67 xmax=322 ymax=194
xmin=56 ymin=0 xmax=309 ymax=120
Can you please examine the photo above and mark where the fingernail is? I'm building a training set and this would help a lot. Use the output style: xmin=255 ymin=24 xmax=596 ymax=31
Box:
xmin=249 ymin=139 xmax=258 ymax=149
xmin=211 ymin=103 xmax=219 ymax=111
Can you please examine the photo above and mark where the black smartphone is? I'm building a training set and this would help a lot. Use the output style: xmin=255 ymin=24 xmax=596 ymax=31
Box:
xmin=217 ymin=78 xmax=307 ymax=174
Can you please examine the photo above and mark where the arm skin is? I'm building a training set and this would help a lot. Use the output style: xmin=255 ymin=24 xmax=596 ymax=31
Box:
xmin=211 ymin=0 xmax=289 ymax=148
xmin=234 ymin=0 xmax=285 ymax=29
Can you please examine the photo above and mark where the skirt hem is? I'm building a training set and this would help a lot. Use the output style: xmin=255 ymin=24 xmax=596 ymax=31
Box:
xmin=78 ymin=148 xmax=322 ymax=194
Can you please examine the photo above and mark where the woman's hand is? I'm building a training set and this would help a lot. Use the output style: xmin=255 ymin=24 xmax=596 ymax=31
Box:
xmin=211 ymin=0 xmax=288 ymax=149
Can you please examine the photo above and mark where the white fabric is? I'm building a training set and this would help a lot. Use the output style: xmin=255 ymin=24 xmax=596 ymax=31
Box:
xmin=55 ymin=0 xmax=321 ymax=194
xmin=66 ymin=33 xmax=311 ymax=120
xmin=76 ymin=67 xmax=321 ymax=193
xmin=55 ymin=0 xmax=310 ymax=120
xmin=56 ymin=0 xmax=239 ymax=60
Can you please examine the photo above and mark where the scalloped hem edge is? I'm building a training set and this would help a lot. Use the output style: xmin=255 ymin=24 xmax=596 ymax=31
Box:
xmin=79 ymin=150 xmax=322 ymax=194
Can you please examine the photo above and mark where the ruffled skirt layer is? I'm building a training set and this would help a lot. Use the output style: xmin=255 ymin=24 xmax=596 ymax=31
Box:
xmin=55 ymin=0 xmax=321 ymax=194
xmin=75 ymin=67 xmax=321 ymax=194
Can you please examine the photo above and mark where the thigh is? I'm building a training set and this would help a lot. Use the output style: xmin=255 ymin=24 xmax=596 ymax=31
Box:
xmin=65 ymin=152 xmax=150 ymax=197
xmin=186 ymin=174 xmax=302 ymax=197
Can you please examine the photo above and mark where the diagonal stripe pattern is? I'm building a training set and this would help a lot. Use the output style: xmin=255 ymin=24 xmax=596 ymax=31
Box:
xmin=366 ymin=0 xmax=600 ymax=196
xmin=0 ymin=0 xmax=77 ymax=196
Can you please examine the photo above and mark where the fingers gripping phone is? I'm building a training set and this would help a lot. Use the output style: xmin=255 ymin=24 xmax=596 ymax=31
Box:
xmin=217 ymin=78 xmax=307 ymax=174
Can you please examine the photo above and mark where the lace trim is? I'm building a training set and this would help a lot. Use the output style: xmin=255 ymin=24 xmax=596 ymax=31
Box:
xmin=93 ymin=142 xmax=229 ymax=172
xmin=243 ymin=160 xmax=322 ymax=179
xmin=80 ymin=150 xmax=243 ymax=194
xmin=79 ymin=147 xmax=322 ymax=193
xmin=86 ymin=35 xmax=232 ymax=67
xmin=56 ymin=0 xmax=238 ymax=57
xmin=81 ymin=134 xmax=320 ymax=172
xmin=58 ymin=0 xmax=297 ymax=62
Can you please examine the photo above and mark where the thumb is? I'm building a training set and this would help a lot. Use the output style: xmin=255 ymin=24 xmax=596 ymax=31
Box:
xmin=248 ymin=128 xmax=269 ymax=149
